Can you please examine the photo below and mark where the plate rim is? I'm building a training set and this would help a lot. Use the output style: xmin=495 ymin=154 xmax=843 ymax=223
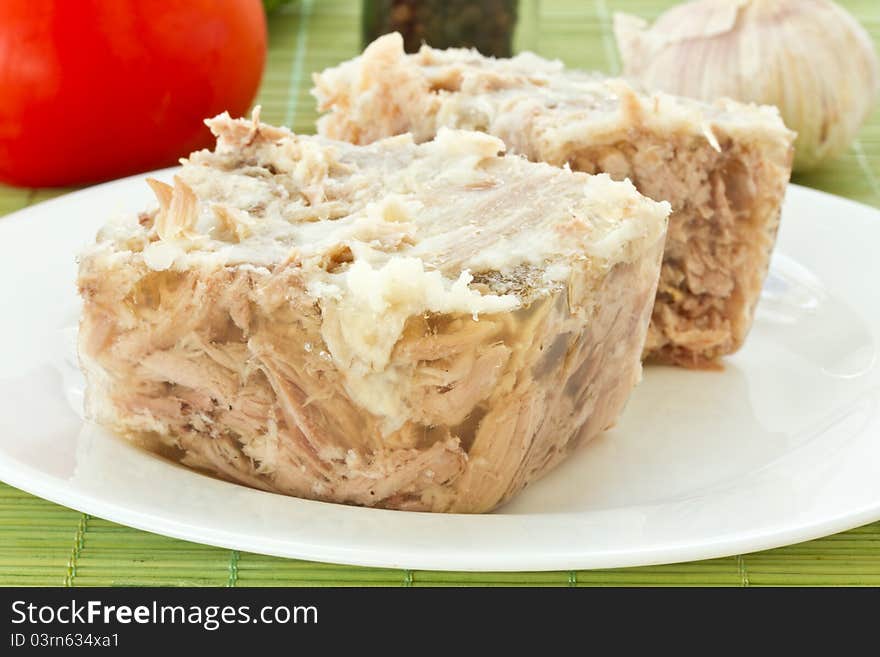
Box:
xmin=3 ymin=453 xmax=880 ymax=572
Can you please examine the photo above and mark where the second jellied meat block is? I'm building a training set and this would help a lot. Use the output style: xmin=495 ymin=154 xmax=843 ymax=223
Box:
xmin=313 ymin=33 xmax=796 ymax=367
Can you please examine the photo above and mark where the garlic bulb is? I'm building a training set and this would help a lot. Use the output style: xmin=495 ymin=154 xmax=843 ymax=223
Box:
xmin=614 ymin=0 xmax=879 ymax=171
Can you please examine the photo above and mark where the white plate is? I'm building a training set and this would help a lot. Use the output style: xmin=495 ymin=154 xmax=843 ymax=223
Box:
xmin=0 ymin=171 xmax=879 ymax=572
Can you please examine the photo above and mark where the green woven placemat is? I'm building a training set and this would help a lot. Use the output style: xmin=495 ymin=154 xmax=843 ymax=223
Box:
xmin=1 ymin=0 xmax=879 ymax=587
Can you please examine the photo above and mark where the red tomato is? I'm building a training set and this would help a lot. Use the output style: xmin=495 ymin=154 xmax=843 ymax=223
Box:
xmin=0 ymin=0 xmax=267 ymax=187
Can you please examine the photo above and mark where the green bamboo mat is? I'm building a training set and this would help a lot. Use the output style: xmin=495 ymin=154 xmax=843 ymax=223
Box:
xmin=1 ymin=0 xmax=879 ymax=587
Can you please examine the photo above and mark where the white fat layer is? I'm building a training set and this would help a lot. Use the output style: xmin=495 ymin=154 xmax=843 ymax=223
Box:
xmin=317 ymin=33 xmax=795 ymax=154
xmin=317 ymin=257 xmax=519 ymax=432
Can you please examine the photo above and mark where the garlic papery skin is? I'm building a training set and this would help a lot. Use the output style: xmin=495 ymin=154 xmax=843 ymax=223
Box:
xmin=614 ymin=0 xmax=879 ymax=172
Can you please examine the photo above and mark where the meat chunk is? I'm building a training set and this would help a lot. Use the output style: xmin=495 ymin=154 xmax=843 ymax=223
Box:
xmin=78 ymin=112 xmax=668 ymax=512
xmin=313 ymin=33 xmax=795 ymax=367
